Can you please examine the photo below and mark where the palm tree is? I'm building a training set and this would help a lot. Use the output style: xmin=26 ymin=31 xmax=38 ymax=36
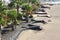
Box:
xmin=0 ymin=0 xmax=4 ymax=29
xmin=0 ymin=0 xmax=2 ymax=29
xmin=9 ymin=0 xmax=37 ymax=13
xmin=22 ymin=4 xmax=33 ymax=22
xmin=9 ymin=0 xmax=23 ymax=14
xmin=0 ymin=0 xmax=7 ymax=29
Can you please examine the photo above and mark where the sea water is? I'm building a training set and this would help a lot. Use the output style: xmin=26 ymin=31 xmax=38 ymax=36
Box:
xmin=38 ymin=0 xmax=60 ymax=4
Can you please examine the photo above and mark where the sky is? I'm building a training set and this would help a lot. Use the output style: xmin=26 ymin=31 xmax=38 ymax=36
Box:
xmin=2 ymin=0 xmax=11 ymax=5
xmin=2 ymin=0 xmax=11 ymax=3
xmin=2 ymin=0 xmax=10 ymax=2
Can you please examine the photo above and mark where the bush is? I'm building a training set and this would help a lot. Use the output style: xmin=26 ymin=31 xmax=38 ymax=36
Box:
xmin=17 ymin=13 xmax=22 ymax=20
xmin=22 ymin=4 xmax=33 ymax=11
xmin=7 ymin=10 xmax=17 ymax=20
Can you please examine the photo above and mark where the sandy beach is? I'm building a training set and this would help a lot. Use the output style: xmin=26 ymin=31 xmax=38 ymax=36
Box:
xmin=17 ymin=5 xmax=60 ymax=40
xmin=0 ymin=31 xmax=1 ymax=40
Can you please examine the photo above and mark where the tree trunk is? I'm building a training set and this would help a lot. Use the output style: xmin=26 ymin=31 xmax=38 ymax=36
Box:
xmin=17 ymin=4 xmax=19 ymax=14
xmin=0 ymin=25 xmax=1 ymax=30
xmin=26 ymin=13 xmax=29 ymax=22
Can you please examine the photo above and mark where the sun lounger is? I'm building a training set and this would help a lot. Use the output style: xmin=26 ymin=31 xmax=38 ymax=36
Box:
xmin=31 ymin=19 xmax=47 ymax=24
xmin=1 ymin=23 xmax=15 ymax=34
xmin=27 ymin=24 xmax=42 ymax=31
xmin=41 ymin=5 xmax=50 ymax=8
xmin=22 ymin=23 xmax=42 ymax=31
xmin=35 ymin=11 xmax=47 ymax=14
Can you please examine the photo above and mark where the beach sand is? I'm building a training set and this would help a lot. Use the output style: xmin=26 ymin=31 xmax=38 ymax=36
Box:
xmin=0 ymin=31 xmax=1 ymax=40
xmin=17 ymin=5 xmax=60 ymax=40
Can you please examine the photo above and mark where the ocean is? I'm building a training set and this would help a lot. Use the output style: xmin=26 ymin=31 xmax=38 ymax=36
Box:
xmin=38 ymin=0 xmax=60 ymax=4
xmin=39 ymin=0 xmax=60 ymax=2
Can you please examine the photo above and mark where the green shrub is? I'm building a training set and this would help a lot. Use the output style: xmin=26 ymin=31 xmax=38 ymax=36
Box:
xmin=7 ymin=10 xmax=17 ymax=20
xmin=17 ymin=13 xmax=22 ymax=21
xmin=22 ymin=4 xmax=33 ymax=11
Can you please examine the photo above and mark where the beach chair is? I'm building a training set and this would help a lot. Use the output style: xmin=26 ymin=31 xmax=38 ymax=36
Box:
xmin=27 ymin=24 xmax=42 ymax=31
xmin=1 ymin=23 xmax=15 ymax=34
xmin=31 ymin=19 xmax=47 ymax=24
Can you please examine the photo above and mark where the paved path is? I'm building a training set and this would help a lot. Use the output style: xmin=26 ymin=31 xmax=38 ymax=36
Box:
xmin=17 ymin=5 xmax=60 ymax=40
